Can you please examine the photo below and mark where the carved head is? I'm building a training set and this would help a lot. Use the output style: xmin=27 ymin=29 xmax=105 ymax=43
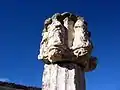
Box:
xmin=47 ymin=19 xmax=63 ymax=32
xmin=74 ymin=17 xmax=87 ymax=31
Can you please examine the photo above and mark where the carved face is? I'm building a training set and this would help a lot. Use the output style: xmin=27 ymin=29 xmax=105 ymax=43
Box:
xmin=47 ymin=19 xmax=63 ymax=31
xmin=74 ymin=19 xmax=84 ymax=30
xmin=46 ymin=19 xmax=66 ymax=49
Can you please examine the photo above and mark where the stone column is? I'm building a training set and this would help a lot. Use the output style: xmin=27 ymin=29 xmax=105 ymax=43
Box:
xmin=42 ymin=63 xmax=85 ymax=90
xmin=38 ymin=12 xmax=97 ymax=90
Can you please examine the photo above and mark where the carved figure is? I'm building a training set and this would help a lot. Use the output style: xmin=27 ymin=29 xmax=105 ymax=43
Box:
xmin=38 ymin=12 xmax=97 ymax=71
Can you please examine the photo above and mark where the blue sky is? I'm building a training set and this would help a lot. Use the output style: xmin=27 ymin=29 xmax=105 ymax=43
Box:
xmin=0 ymin=0 xmax=120 ymax=89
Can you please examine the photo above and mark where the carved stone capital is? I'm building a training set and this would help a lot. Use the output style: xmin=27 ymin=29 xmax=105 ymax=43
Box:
xmin=38 ymin=12 xmax=97 ymax=71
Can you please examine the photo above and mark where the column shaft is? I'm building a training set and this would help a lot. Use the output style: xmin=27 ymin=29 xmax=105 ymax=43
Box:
xmin=42 ymin=63 xmax=85 ymax=90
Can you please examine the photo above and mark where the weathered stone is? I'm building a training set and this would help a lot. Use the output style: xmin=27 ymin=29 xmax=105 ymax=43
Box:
xmin=38 ymin=12 xmax=97 ymax=90
xmin=42 ymin=63 xmax=85 ymax=90
xmin=38 ymin=12 xmax=97 ymax=71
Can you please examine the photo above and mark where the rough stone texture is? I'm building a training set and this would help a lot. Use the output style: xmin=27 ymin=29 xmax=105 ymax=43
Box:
xmin=38 ymin=12 xmax=97 ymax=72
xmin=42 ymin=63 xmax=85 ymax=90
xmin=38 ymin=12 xmax=97 ymax=90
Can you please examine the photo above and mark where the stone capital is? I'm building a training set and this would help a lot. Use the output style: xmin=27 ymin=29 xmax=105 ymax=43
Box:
xmin=38 ymin=12 xmax=97 ymax=72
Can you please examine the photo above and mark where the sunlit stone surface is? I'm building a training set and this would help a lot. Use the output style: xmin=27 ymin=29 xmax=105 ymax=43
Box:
xmin=42 ymin=63 xmax=85 ymax=90
xmin=38 ymin=12 xmax=97 ymax=90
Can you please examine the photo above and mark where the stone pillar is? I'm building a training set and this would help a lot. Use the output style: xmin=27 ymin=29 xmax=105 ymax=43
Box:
xmin=42 ymin=63 xmax=85 ymax=90
xmin=38 ymin=12 xmax=97 ymax=90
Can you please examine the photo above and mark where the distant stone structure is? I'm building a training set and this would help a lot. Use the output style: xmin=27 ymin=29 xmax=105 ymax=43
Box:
xmin=38 ymin=12 xmax=97 ymax=90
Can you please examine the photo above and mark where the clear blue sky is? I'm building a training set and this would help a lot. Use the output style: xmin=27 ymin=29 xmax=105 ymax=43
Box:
xmin=0 ymin=0 xmax=120 ymax=89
